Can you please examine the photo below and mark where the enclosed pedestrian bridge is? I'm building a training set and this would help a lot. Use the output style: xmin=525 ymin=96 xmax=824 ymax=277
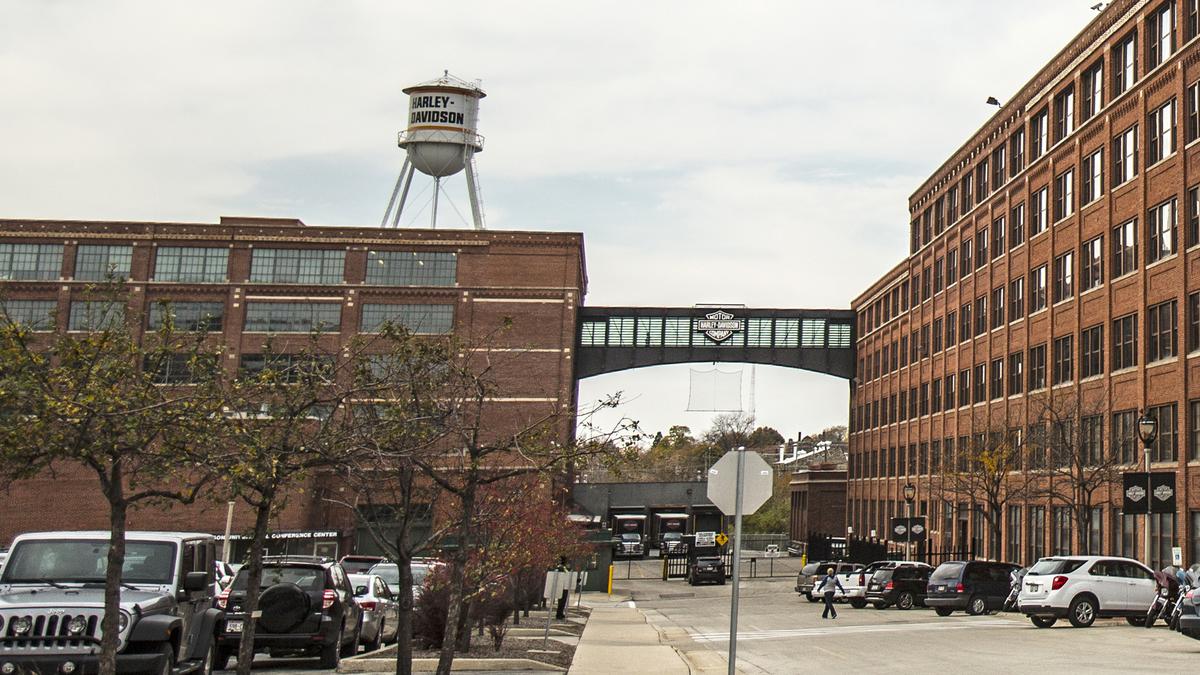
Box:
xmin=574 ymin=307 xmax=856 ymax=379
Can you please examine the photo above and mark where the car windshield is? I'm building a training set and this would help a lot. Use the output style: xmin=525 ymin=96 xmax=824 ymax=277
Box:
xmin=620 ymin=534 xmax=641 ymax=542
xmin=696 ymin=557 xmax=721 ymax=565
xmin=232 ymin=566 xmax=324 ymax=591
xmin=801 ymin=563 xmax=822 ymax=575
xmin=2 ymin=539 xmax=177 ymax=585
xmin=368 ymin=562 xmax=432 ymax=588
xmin=1028 ymin=558 xmax=1086 ymax=576
xmin=663 ymin=533 xmax=682 ymax=540
xmin=872 ymin=569 xmax=895 ymax=582
xmin=930 ymin=562 xmax=965 ymax=582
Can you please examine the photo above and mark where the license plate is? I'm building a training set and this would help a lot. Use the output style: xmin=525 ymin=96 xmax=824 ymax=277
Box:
xmin=226 ymin=620 xmax=243 ymax=633
xmin=1026 ymin=583 xmax=1038 ymax=592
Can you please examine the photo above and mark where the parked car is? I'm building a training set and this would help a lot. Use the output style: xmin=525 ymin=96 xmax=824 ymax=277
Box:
xmin=796 ymin=561 xmax=864 ymax=602
xmin=216 ymin=555 xmax=364 ymax=669
xmin=349 ymin=573 xmax=400 ymax=651
xmin=369 ymin=560 xmax=439 ymax=600
xmin=838 ymin=560 xmax=925 ymax=609
xmin=925 ymin=560 xmax=1021 ymax=616
xmin=340 ymin=555 xmax=386 ymax=574
xmin=688 ymin=556 xmax=726 ymax=585
xmin=866 ymin=562 xmax=934 ymax=609
xmin=1018 ymin=556 xmax=1156 ymax=628
xmin=659 ymin=532 xmax=684 ymax=557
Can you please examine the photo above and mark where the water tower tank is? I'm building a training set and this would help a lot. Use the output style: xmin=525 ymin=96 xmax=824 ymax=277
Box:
xmin=398 ymin=72 xmax=486 ymax=178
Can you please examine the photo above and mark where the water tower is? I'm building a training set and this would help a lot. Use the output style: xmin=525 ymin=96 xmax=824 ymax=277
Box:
xmin=381 ymin=71 xmax=487 ymax=229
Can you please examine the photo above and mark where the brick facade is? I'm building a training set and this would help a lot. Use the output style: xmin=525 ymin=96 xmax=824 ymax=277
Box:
xmin=789 ymin=467 xmax=847 ymax=543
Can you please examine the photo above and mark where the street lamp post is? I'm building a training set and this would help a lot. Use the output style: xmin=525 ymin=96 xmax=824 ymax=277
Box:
xmin=903 ymin=483 xmax=916 ymax=561
xmin=1137 ymin=413 xmax=1158 ymax=568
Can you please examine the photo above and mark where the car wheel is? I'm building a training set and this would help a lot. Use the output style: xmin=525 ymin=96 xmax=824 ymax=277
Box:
xmin=897 ymin=592 xmax=915 ymax=610
xmin=364 ymin=620 xmax=383 ymax=652
xmin=156 ymin=643 xmax=175 ymax=675
xmin=1030 ymin=616 xmax=1057 ymax=628
xmin=341 ymin=621 xmax=361 ymax=657
xmin=934 ymin=607 xmax=953 ymax=617
xmin=966 ymin=596 xmax=987 ymax=616
xmin=850 ymin=599 xmax=867 ymax=609
xmin=1068 ymin=596 xmax=1097 ymax=628
xmin=319 ymin=627 xmax=343 ymax=669
xmin=1128 ymin=616 xmax=1147 ymax=627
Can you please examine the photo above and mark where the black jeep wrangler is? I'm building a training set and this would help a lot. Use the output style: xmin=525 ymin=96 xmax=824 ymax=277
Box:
xmin=0 ymin=530 xmax=225 ymax=674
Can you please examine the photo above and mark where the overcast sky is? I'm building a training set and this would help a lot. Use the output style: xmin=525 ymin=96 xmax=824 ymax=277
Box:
xmin=0 ymin=1 xmax=1096 ymax=443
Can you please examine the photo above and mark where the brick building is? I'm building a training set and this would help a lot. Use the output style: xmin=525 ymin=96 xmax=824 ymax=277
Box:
xmin=788 ymin=466 xmax=847 ymax=545
xmin=850 ymin=0 xmax=1200 ymax=568
xmin=0 ymin=216 xmax=584 ymax=556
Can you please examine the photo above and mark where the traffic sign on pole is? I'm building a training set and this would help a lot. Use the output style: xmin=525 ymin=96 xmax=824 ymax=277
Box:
xmin=707 ymin=450 xmax=773 ymax=515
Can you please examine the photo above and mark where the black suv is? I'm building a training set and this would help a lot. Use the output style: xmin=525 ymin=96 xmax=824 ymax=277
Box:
xmin=687 ymin=556 xmax=726 ymax=585
xmin=216 ymin=556 xmax=364 ymax=669
xmin=865 ymin=562 xmax=933 ymax=609
xmin=925 ymin=560 xmax=1021 ymax=616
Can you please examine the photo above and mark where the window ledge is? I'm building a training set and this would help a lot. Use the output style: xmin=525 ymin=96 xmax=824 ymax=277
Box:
xmin=1080 ymin=374 xmax=1105 ymax=384
xmin=1080 ymin=285 xmax=1103 ymax=298
xmin=1111 ymin=366 xmax=1139 ymax=376
xmin=1029 ymin=308 xmax=1048 ymax=318
xmin=1052 ymin=297 xmax=1074 ymax=309
xmin=1112 ymin=179 xmax=1139 ymax=197
xmin=1146 ymin=153 xmax=1177 ymax=173
xmin=1009 ymin=316 xmax=1026 ymax=326
xmin=1052 ymin=214 xmax=1075 ymax=227
xmin=1146 ymin=356 xmax=1179 ymax=369
xmin=1111 ymin=270 xmax=1138 ymax=284
xmin=1052 ymin=381 xmax=1075 ymax=390
xmin=1146 ymin=253 xmax=1178 ymax=270
xmin=1030 ymin=229 xmax=1049 ymax=241
xmin=1008 ymin=393 xmax=1024 ymax=400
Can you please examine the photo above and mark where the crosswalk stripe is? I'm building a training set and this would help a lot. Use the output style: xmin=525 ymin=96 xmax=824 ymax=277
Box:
xmin=689 ymin=619 xmax=1019 ymax=643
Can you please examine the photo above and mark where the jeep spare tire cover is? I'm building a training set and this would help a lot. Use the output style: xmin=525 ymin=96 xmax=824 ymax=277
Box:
xmin=258 ymin=582 xmax=312 ymax=633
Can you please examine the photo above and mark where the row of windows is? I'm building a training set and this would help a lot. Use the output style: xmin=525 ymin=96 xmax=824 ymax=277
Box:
xmin=860 ymin=190 xmax=1200 ymax=385
xmin=0 ymin=299 xmax=455 ymax=335
xmin=0 ymin=245 xmax=458 ymax=286
xmin=906 ymin=0 xmax=1198 ymax=261
xmin=578 ymin=316 xmax=852 ymax=349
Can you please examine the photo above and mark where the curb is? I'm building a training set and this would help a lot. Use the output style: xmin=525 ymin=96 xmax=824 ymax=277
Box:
xmin=338 ymin=657 xmax=565 ymax=672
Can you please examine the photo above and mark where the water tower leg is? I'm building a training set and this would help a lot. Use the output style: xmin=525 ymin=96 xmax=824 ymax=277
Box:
xmin=430 ymin=176 xmax=442 ymax=229
xmin=465 ymin=153 xmax=485 ymax=230
xmin=390 ymin=162 xmax=417 ymax=228
xmin=381 ymin=158 xmax=412 ymax=228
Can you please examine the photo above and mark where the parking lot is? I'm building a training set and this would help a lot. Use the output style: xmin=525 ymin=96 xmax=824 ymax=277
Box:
xmin=618 ymin=572 xmax=1200 ymax=673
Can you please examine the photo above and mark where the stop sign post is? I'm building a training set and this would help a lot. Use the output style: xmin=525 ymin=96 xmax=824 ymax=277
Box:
xmin=707 ymin=447 xmax=773 ymax=675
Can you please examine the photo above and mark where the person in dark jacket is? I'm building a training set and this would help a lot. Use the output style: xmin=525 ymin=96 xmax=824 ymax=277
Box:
xmin=816 ymin=567 xmax=845 ymax=619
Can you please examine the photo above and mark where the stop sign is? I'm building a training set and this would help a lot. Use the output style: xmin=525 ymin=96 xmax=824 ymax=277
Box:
xmin=707 ymin=450 xmax=774 ymax=515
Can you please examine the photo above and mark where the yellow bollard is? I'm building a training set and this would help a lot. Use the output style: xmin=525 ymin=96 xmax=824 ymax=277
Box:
xmin=800 ymin=553 xmax=807 ymax=567
xmin=607 ymin=563 xmax=614 ymax=596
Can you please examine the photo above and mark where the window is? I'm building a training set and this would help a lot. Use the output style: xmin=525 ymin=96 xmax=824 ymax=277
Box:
xmin=1029 ymin=506 xmax=1047 ymax=562
xmin=0 ymin=299 xmax=57 ymax=331
xmin=1009 ymin=277 xmax=1025 ymax=320
xmin=975 ymin=229 xmax=988 ymax=268
xmin=144 ymin=353 xmax=217 ymax=385
xmin=948 ymin=187 xmax=959 ymax=222
xmin=1054 ymin=86 xmax=1075 ymax=142
xmin=1113 ymin=313 xmax=1139 ymax=370
xmin=1114 ymin=409 xmax=1138 ymax=463
xmin=1007 ymin=506 xmax=1023 ymax=564
xmin=1010 ymin=203 xmax=1026 ymax=247
xmin=945 ymin=309 xmax=957 ymax=345
xmin=947 ymin=249 xmax=958 ymax=284
xmin=1029 ymin=343 xmax=1047 ymax=390
xmin=1150 ymin=513 xmax=1177 ymax=571
xmin=1116 ymin=509 xmax=1139 ymax=557
xmin=244 ymin=302 xmax=341 ymax=333
xmin=68 ymin=300 xmax=124 ymax=331
xmin=974 ymin=296 xmax=987 ymax=336
xmin=251 ymin=248 xmax=345 ymax=284
xmin=1031 ymin=187 xmax=1049 ymax=235
xmin=959 ymin=368 xmax=971 ymax=408
xmin=1191 ymin=400 xmax=1200 ymax=460
xmin=957 ymin=303 xmax=970 ymax=343
xmin=1190 ymin=186 xmax=1200 ymax=248
xmin=75 ymin=245 xmax=132 ymax=281
xmin=933 ymin=317 xmax=944 ymax=352
xmin=991 ymin=217 xmax=1006 ymax=257
xmin=147 ymin=301 xmax=223 ymax=332
xmin=973 ymin=363 xmax=986 ymax=404
xmin=1082 ymin=60 xmax=1104 ymax=122
xmin=360 ymin=304 xmax=454 ymax=334
xmin=1192 ymin=511 xmax=1200 ymax=568
xmin=922 ymin=266 xmax=932 ymax=301
xmin=1082 ymin=148 xmax=1103 ymax=205
xmin=1053 ymin=169 xmax=1075 ymax=221
xmin=991 ymin=286 xmax=1005 ymax=329
xmin=365 ymin=250 xmax=456 ymax=286
xmin=0 ymin=244 xmax=63 ymax=281
xmin=1011 ymin=129 xmax=1026 ymax=176
xmin=1149 ymin=403 xmax=1179 ymax=463
xmin=1190 ymin=0 xmax=1200 ymax=40
xmin=153 ymin=247 xmax=229 ymax=283
xmin=1008 ymin=352 xmax=1024 ymax=395
xmin=1052 ymin=335 xmax=1073 ymax=385
xmin=935 ymin=197 xmax=946 ymax=234
xmin=1082 ymin=324 xmax=1104 ymax=378
xmin=961 ymin=239 xmax=973 ymax=277
xmin=1147 ymin=2 xmax=1176 ymax=69
xmin=990 ymin=358 xmax=1004 ymax=400
xmin=1190 ymin=292 xmax=1200 ymax=352
xmin=1082 ymin=415 xmax=1104 ymax=466
xmin=962 ymin=173 xmax=974 ymax=211
xmin=1147 ymin=197 xmax=1178 ymax=263
xmin=1112 ymin=219 xmax=1139 ymax=277
xmin=239 ymin=354 xmax=334 ymax=383
xmin=977 ymin=160 xmax=990 ymax=199
xmin=1030 ymin=265 xmax=1047 ymax=312
xmin=934 ymin=257 xmax=944 ymax=293
xmin=992 ymin=146 xmax=1006 ymax=188
xmin=945 ymin=373 xmax=956 ymax=409
xmin=1031 ymin=107 xmax=1049 ymax=159
xmin=1188 ymin=80 xmax=1200 ymax=142
xmin=1147 ymin=299 xmax=1178 ymax=361
xmin=1148 ymin=99 xmax=1177 ymax=164
xmin=1053 ymin=251 xmax=1074 ymax=303
xmin=1053 ymin=507 xmax=1072 ymax=556
xmin=1113 ymin=124 xmax=1139 ymax=187
xmin=1082 ymin=236 xmax=1104 ymax=291
xmin=1113 ymin=31 xmax=1137 ymax=96
xmin=932 ymin=378 xmax=943 ymax=412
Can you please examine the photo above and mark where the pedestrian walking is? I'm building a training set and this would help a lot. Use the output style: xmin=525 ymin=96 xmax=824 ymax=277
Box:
xmin=816 ymin=567 xmax=845 ymax=619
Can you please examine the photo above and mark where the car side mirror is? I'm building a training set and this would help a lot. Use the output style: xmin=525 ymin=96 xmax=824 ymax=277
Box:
xmin=183 ymin=571 xmax=209 ymax=593
xmin=354 ymin=585 xmax=368 ymax=597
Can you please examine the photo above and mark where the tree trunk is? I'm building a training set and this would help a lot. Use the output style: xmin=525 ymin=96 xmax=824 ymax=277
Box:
xmin=455 ymin=599 xmax=471 ymax=651
xmin=435 ymin=486 xmax=474 ymax=675
xmin=98 ymin=473 xmax=127 ymax=675
xmin=394 ymin=537 xmax=414 ymax=675
xmin=236 ymin=498 xmax=274 ymax=675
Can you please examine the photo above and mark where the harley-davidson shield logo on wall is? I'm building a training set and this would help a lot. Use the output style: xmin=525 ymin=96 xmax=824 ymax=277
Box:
xmin=1126 ymin=485 xmax=1147 ymax=502
xmin=694 ymin=310 xmax=745 ymax=343
xmin=1154 ymin=485 xmax=1174 ymax=502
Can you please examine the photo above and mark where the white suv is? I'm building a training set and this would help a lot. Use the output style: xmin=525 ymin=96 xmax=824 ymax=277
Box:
xmin=1018 ymin=556 xmax=1156 ymax=628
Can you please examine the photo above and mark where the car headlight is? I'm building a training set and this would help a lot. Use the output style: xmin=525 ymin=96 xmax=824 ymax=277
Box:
xmin=11 ymin=617 xmax=31 ymax=635
xmin=118 ymin=613 xmax=130 ymax=633
xmin=66 ymin=616 xmax=88 ymax=636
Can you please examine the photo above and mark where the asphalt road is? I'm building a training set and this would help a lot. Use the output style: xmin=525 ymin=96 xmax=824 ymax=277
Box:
xmin=622 ymin=574 xmax=1200 ymax=674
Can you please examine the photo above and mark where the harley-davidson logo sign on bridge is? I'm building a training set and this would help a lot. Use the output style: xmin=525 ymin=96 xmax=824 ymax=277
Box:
xmin=694 ymin=310 xmax=745 ymax=343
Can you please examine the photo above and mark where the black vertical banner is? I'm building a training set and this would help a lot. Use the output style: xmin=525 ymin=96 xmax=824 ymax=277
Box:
xmin=1150 ymin=472 xmax=1177 ymax=514
xmin=1123 ymin=472 xmax=1149 ymax=514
